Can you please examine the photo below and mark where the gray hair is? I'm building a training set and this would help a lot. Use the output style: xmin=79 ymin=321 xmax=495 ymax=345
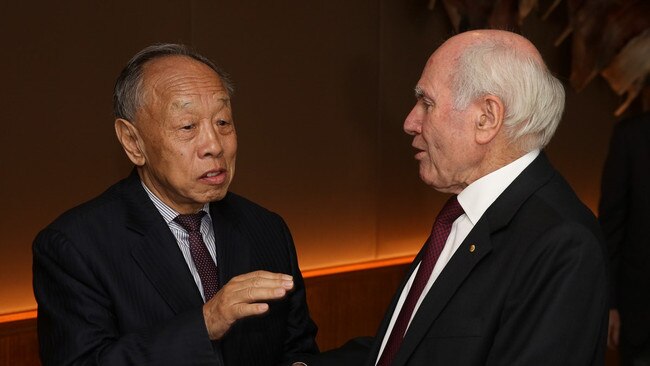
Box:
xmin=451 ymin=40 xmax=565 ymax=151
xmin=113 ymin=43 xmax=234 ymax=121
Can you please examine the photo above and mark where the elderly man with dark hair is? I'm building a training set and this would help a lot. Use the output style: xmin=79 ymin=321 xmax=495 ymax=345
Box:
xmin=299 ymin=29 xmax=608 ymax=366
xmin=33 ymin=44 xmax=318 ymax=366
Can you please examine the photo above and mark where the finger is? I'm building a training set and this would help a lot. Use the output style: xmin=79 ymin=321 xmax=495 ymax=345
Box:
xmin=230 ymin=270 xmax=292 ymax=283
xmin=209 ymin=279 xmax=293 ymax=312
xmin=232 ymin=302 xmax=270 ymax=320
xmin=238 ymin=285 xmax=289 ymax=302
xmin=226 ymin=276 xmax=294 ymax=293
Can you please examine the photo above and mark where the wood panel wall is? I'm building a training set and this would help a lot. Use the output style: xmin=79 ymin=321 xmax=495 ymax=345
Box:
xmin=0 ymin=319 xmax=39 ymax=366
xmin=306 ymin=264 xmax=410 ymax=350
xmin=0 ymin=264 xmax=619 ymax=366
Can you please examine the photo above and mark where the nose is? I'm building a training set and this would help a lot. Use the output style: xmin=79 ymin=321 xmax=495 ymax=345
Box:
xmin=403 ymin=105 xmax=422 ymax=136
xmin=200 ymin=122 xmax=224 ymax=158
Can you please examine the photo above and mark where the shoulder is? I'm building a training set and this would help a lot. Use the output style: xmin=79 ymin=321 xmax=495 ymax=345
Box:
xmin=498 ymin=154 xmax=601 ymax=240
xmin=220 ymin=191 xmax=274 ymax=213
xmin=34 ymin=176 xmax=136 ymax=251
xmin=531 ymin=171 xmax=599 ymax=230
xmin=218 ymin=192 xmax=280 ymax=218
xmin=214 ymin=192 xmax=287 ymax=230
xmin=214 ymin=193 xmax=297 ymax=267
xmin=517 ymin=173 xmax=605 ymax=256
xmin=48 ymin=177 xmax=132 ymax=229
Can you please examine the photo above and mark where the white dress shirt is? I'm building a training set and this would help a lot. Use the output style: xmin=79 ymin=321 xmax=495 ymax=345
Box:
xmin=376 ymin=149 xmax=540 ymax=363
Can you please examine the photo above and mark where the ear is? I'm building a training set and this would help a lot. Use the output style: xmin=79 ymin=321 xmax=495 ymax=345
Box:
xmin=474 ymin=95 xmax=505 ymax=145
xmin=115 ymin=118 xmax=146 ymax=166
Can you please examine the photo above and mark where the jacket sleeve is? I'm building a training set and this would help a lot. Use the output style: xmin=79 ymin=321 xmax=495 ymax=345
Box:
xmin=33 ymin=228 xmax=222 ymax=366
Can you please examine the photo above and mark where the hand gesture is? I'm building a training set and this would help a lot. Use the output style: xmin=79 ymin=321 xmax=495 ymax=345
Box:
xmin=202 ymin=270 xmax=294 ymax=340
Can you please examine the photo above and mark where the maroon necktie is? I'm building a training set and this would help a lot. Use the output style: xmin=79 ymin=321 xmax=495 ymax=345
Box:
xmin=377 ymin=195 xmax=464 ymax=366
xmin=174 ymin=212 xmax=219 ymax=301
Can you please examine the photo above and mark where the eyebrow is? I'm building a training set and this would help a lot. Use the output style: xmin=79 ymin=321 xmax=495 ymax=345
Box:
xmin=414 ymin=86 xmax=424 ymax=99
xmin=173 ymin=101 xmax=192 ymax=109
xmin=171 ymin=97 xmax=230 ymax=110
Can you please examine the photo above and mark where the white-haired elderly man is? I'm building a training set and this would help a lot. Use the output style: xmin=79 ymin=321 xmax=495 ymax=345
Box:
xmin=298 ymin=29 xmax=608 ymax=366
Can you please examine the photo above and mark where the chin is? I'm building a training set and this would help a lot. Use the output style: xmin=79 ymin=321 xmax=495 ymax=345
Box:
xmin=188 ymin=190 xmax=226 ymax=206
xmin=419 ymin=173 xmax=452 ymax=193
xmin=207 ymin=188 xmax=229 ymax=202
xmin=418 ymin=169 xmax=436 ymax=186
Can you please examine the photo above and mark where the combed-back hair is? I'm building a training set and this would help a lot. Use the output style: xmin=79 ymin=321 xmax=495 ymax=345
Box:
xmin=451 ymin=39 xmax=565 ymax=150
xmin=113 ymin=43 xmax=234 ymax=121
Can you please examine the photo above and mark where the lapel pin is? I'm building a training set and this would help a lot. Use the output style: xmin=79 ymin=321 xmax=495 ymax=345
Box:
xmin=469 ymin=244 xmax=476 ymax=253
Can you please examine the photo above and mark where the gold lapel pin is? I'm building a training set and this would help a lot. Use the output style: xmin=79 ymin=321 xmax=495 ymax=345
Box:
xmin=469 ymin=244 xmax=476 ymax=253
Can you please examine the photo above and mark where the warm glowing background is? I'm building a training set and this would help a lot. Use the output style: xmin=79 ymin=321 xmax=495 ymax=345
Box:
xmin=0 ymin=1 xmax=621 ymax=315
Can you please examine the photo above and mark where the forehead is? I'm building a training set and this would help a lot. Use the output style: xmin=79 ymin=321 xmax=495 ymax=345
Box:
xmin=417 ymin=54 xmax=453 ymax=100
xmin=141 ymin=55 xmax=229 ymax=107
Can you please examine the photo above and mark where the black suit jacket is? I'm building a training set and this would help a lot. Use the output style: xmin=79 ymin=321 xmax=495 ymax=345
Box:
xmin=308 ymin=153 xmax=608 ymax=365
xmin=33 ymin=171 xmax=318 ymax=366
xmin=599 ymin=112 xmax=650 ymax=346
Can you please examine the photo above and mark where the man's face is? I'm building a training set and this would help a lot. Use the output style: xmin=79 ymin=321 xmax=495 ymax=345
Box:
xmin=131 ymin=56 xmax=237 ymax=213
xmin=403 ymin=44 xmax=482 ymax=194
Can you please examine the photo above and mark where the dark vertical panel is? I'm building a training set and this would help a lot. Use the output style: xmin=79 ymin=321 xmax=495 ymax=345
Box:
xmin=0 ymin=1 xmax=192 ymax=313
xmin=376 ymin=1 xmax=454 ymax=257
xmin=191 ymin=1 xmax=381 ymax=269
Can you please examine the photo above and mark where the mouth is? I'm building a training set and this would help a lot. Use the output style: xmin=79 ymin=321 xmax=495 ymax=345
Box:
xmin=200 ymin=169 xmax=228 ymax=185
xmin=412 ymin=145 xmax=426 ymax=160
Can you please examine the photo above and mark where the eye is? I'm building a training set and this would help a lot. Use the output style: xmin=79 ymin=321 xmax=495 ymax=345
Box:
xmin=216 ymin=119 xmax=235 ymax=134
xmin=421 ymin=99 xmax=434 ymax=111
xmin=180 ymin=124 xmax=195 ymax=131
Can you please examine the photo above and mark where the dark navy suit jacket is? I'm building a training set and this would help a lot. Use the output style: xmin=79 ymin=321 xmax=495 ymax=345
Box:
xmin=33 ymin=170 xmax=318 ymax=365
xmin=306 ymin=153 xmax=608 ymax=366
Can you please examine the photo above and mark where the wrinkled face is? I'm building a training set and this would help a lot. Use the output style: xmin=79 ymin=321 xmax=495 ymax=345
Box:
xmin=403 ymin=45 xmax=481 ymax=194
xmin=132 ymin=56 xmax=236 ymax=213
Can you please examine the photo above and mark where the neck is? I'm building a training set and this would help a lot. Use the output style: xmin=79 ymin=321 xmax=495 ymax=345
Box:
xmin=464 ymin=144 xmax=528 ymax=189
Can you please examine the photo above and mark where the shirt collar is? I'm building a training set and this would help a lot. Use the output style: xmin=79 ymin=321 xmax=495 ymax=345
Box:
xmin=140 ymin=181 xmax=210 ymax=225
xmin=458 ymin=149 xmax=539 ymax=225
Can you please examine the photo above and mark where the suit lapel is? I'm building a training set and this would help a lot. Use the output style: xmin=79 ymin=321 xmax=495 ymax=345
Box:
xmin=210 ymin=194 xmax=250 ymax=285
xmin=123 ymin=171 xmax=204 ymax=313
xmin=393 ymin=223 xmax=493 ymax=366
xmin=388 ymin=153 xmax=557 ymax=366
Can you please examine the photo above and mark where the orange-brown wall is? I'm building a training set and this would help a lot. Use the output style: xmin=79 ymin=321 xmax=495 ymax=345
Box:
xmin=0 ymin=1 xmax=621 ymax=314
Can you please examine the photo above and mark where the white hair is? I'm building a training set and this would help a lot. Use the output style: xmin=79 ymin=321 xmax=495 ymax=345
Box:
xmin=451 ymin=39 xmax=565 ymax=151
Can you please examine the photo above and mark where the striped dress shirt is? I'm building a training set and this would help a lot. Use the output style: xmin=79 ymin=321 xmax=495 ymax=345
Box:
xmin=141 ymin=182 xmax=218 ymax=302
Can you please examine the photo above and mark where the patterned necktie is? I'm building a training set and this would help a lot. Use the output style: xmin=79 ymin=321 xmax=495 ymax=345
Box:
xmin=377 ymin=195 xmax=464 ymax=366
xmin=174 ymin=211 xmax=219 ymax=301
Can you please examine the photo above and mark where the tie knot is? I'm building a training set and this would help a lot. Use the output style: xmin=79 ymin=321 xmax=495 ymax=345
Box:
xmin=437 ymin=195 xmax=464 ymax=225
xmin=174 ymin=211 xmax=206 ymax=233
